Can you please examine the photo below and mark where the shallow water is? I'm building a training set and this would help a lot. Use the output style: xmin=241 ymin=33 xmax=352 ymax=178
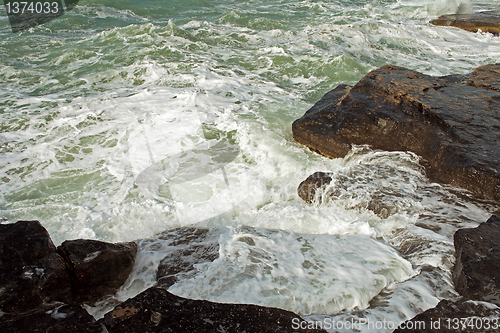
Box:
xmin=1 ymin=0 xmax=500 ymax=331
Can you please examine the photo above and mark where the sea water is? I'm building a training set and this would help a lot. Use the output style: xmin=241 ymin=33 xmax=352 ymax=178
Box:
xmin=1 ymin=0 xmax=499 ymax=331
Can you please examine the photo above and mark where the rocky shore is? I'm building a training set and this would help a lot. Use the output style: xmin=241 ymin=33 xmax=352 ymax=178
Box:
xmin=3 ymin=216 xmax=500 ymax=332
xmin=430 ymin=9 xmax=500 ymax=36
xmin=293 ymin=64 xmax=500 ymax=203
xmin=293 ymin=63 xmax=500 ymax=331
xmin=0 ymin=220 xmax=326 ymax=333
xmin=2 ymin=64 xmax=500 ymax=332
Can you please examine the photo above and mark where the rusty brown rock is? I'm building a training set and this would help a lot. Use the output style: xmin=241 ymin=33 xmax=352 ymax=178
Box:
xmin=430 ymin=10 xmax=500 ymax=36
xmin=292 ymin=64 xmax=500 ymax=202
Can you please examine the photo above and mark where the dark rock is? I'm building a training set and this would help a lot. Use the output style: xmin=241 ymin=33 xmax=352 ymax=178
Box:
xmin=57 ymin=239 xmax=137 ymax=303
xmin=156 ymin=227 xmax=219 ymax=288
xmin=430 ymin=10 xmax=500 ymax=36
xmin=0 ymin=275 xmax=44 ymax=314
xmin=21 ymin=252 xmax=74 ymax=304
xmin=297 ymin=172 xmax=332 ymax=204
xmin=0 ymin=220 xmax=56 ymax=272
xmin=453 ymin=215 xmax=500 ymax=298
xmin=101 ymin=287 xmax=327 ymax=333
xmin=0 ymin=221 xmax=73 ymax=313
xmin=292 ymin=64 xmax=500 ymax=202
xmin=0 ymin=304 xmax=103 ymax=333
xmin=393 ymin=298 xmax=500 ymax=332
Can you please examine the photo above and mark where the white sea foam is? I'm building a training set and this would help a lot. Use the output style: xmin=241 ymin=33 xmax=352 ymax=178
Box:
xmin=168 ymin=226 xmax=415 ymax=316
xmin=1 ymin=1 xmax=500 ymax=331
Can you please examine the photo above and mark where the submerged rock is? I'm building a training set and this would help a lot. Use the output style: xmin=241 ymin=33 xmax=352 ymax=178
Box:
xmin=393 ymin=298 xmax=500 ymax=332
xmin=430 ymin=10 xmax=500 ymax=36
xmin=453 ymin=215 xmax=500 ymax=298
xmin=0 ymin=221 xmax=73 ymax=313
xmin=297 ymin=163 xmax=424 ymax=218
xmin=156 ymin=227 xmax=220 ymax=288
xmin=101 ymin=287 xmax=327 ymax=333
xmin=395 ymin=215 xmax=500 ymax=332
xmin=57 ymin=239 xmax=137 ymax=303
xmin=292 ymin=64 xmax=500 ymax=202
xmin=297 ymin=172 xmax=332 ymax=204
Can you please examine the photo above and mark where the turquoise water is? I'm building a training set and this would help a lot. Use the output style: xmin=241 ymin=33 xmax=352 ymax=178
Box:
xmin=1 ymin=0 xmax=500 ymax=331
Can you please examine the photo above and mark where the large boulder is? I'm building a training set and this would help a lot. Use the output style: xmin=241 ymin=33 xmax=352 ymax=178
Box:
xmin=155 ymin=227 xmax=220 ymax=288
xmin=0 ymin=220 xmax=55 ymax=270
xmin=393 ymin=298 xmax=500 ymax=332
xmin=292 ymin=64 xmax=500 ymax=202
xmin=430 ymin=10 xmax=500 ymax=36
xmin=101 ymin=287 xmax=327 ymax=333
xmin=57 ymin=239 xmax=138 ymax=303
xmin=453 ymin=215 xmax=500 ymax=298
xmin=0 ymin=221 xmax=73 ymax=313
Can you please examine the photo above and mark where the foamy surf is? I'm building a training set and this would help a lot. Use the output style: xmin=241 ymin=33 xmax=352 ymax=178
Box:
xmin=1 ymin=0 xmax=499 ymax=332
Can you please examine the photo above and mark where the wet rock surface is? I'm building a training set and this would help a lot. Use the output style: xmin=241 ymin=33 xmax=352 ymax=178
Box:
xmin=453 ymin=215 xmax=500 ymax=298
xmin=0 ymin=304 xmax=103 ymax=333
xmin=394 ymin=298 xmax=500 ymax=332
xmin=57 ymin=239 xmax=138 ymax=303
xmin=0 ymin=221 xmax=73 ymax=313
xmin=0 ymin=220 xmax=55 ymax=270
xmin=155 ymin=227 xmax=220 ymax=288
xmin=101 ymin=286 xmax=327 ymax=333
xmin=430 ymin=9 xmax=500 ymax=36
xmin=293 ymin=64 xmax=500 ymax=202
xmin=0 ymin=220 xmax=137 ymax=328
